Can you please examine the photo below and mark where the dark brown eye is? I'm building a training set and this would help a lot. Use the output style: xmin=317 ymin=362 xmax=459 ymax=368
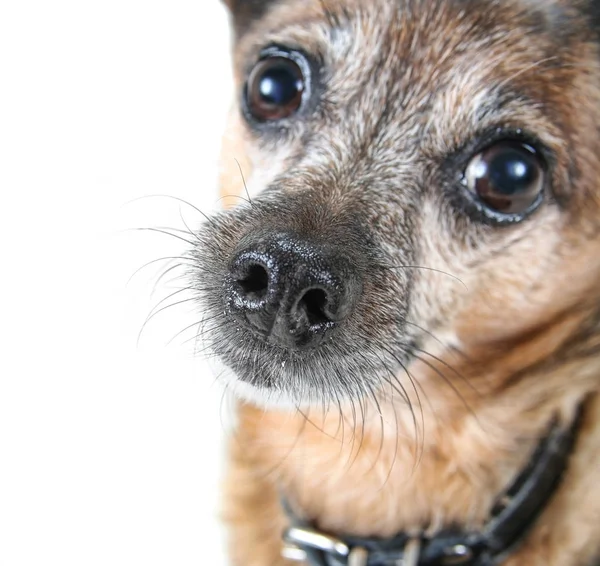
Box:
xmin=464 ymin=141 xmax=544 ymax=215
xmin=245 ymin=55 xmax=306 ymax=122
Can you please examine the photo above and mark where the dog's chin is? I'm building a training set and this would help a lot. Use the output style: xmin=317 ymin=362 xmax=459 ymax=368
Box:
xmin=210 ymin=359 xmax=315 ymax=410
xmin=207 ymin=339 xmax=419 ymax=411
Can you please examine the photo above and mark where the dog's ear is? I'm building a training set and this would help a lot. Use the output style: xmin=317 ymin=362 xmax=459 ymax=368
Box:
xmin=222 ymin=0 xmax=276 ymax=37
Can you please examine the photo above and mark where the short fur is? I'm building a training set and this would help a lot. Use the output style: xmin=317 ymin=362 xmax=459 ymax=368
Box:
xmin=192 ymin=1 xmax=600 ymax=564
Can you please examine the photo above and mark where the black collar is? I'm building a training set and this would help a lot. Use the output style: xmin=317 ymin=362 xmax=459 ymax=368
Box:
xmin=281 ymin=411 xmax=582 ymax=566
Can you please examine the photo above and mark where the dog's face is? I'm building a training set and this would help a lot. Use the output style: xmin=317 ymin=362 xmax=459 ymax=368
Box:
xmin=193 ymin=0 xmax=600 ymax=407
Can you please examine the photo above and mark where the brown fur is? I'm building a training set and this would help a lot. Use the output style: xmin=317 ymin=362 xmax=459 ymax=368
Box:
xmin=204 ymin=1 xmax=600 ymax=564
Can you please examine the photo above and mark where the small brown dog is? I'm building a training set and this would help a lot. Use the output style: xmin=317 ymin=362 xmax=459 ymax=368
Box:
xmin=191 ymin=1 xmax=600 ymax=564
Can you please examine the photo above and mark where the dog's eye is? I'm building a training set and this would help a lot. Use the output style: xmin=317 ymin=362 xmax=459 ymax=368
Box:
xmin=246 ymin=55 xmax=305 ymax=122
xmin=464 ymin=142 xmax=544 ymax=215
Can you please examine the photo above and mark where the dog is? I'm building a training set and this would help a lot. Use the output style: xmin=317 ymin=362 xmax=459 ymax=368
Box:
xmin=190 ymin=1 xmax=600 ymax=564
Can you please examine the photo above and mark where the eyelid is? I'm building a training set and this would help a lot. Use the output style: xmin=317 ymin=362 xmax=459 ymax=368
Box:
xmin=445 ymin=127 xmax=552 ymax=182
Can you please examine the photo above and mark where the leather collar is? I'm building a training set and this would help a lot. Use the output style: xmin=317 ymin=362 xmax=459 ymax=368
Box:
xmin=281 ymin=411 xmax=582 ymax=566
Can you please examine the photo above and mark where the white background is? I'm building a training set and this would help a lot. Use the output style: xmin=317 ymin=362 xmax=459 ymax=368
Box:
xmin=1 ymin=1 xmax=233 ymax=564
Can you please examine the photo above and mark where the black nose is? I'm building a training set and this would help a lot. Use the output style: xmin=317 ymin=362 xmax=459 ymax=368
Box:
xmin=226 ymin=233 xmax=361 ymax=349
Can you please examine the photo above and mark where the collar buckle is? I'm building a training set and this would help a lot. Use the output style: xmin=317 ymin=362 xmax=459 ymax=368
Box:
xmin=282 ymin=526 xmax=370 ymax=565
xmin=400 ymin=537 xmax=421 ymax=566
xmin=282 ymin=526 xmax=349 ymax=562
xmin=441 ymin=543 xmax=475 ymax=565
xmin=284 ymin=526 xmax=350 ymax=556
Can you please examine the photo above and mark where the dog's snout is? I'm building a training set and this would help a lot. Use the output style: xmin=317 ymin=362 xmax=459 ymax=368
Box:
xmin=226 ymin=234 xmax=361 ymax=349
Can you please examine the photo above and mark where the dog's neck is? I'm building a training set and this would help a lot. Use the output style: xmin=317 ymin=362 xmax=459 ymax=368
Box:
xmin=234 ymin=341 xmax=596 ymax=541
xmin=281 ymin=410 xmax=582 ymax=566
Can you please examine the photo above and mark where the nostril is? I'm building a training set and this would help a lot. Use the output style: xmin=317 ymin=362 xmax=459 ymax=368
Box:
xmin=237 ymin=263 xmax=269 ymax=300
xmin=298 ymin=288 xmax=330 ymax=327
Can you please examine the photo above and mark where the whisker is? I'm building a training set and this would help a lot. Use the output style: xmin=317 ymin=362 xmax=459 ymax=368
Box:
xmin=137 ymin=296 xmax=197 ymax=346
xmin=384 ymin=351 xmax=426 ymax=472
xmin=363 ymin=379 xmax=387 ymax=479
xmin=411 ymin=345 xmax=480 ymax=396
xmin=360 ymin=347 xmax=411 ymax=482
xmin=178 ymin=207 xmax=202 ymax=244
xmin=297 ymin=406 xmax=337 ymax=439
xmin=129 ymin=227 xmax=197 ymax=247
xmin=146 ymin=286 xmax=194 ymax=319
xmin=124 ymin=193 xmax=216 ymax=226
xmin=186 ymin=321 xmax=232 ymax=351
xmin=219 ymin=381 xmax=232 ymax=436
xmin=167 ymin=312 xmax=223 ymax=347
xmin=357 ymin=339 xmax=426 ymax=470
xmin=150 ymin=263 xmax=192 ymax=299
xmin=127 ymin=256 xmax=194 ymax=286
xmin=408 ymin=349 xmax=478 ymax=421
xmin=234 ymin=158 xmax=253 ymax=207
xmin=383 ymin=264 xmax=467 ymax=290
xmin=214 ymin=193 xmax=252 ymax=207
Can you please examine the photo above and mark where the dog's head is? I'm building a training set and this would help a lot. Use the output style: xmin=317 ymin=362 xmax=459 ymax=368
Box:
xmin=192 ymin=0 xmax=600 ymax=408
